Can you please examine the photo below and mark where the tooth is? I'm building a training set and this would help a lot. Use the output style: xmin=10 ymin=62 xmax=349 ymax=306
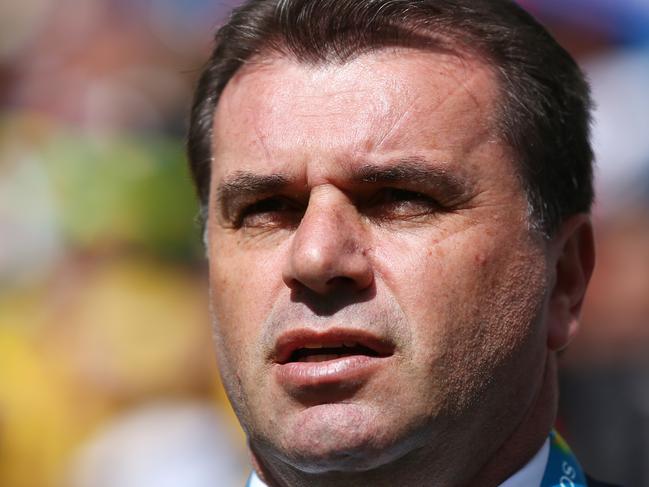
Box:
xmin=303 ymin=343 xmax=324 ymax=349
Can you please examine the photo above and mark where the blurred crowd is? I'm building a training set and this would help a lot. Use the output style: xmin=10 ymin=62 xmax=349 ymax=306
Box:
xmin=1 ymin=0 xmax=648 ymax=486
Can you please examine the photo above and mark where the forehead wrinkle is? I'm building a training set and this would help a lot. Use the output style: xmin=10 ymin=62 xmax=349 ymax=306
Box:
xmin=415 ymin=65 xmax=499 ymax=149
xmin=432 ymin=68 xmax=488 ymax=116
xmin=373 ymin=95 xmax=418 ymax=151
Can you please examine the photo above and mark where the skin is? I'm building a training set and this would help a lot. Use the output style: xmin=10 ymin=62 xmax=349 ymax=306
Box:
xmin=206 ymin=48 xmax=594 ymax=486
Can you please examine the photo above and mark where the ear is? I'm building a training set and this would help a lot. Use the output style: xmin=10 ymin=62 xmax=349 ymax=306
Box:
xmin=546 ymin=214 xmax=596 ymax=351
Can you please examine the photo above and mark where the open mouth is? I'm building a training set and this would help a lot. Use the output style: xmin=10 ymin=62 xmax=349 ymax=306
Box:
xmin=273 ymin=330 xmax=395 ymax=391
xmin=288 ymin=342 xmax=381 ymax=363
xmin=273 ymin=330 xmax=394 ymax=365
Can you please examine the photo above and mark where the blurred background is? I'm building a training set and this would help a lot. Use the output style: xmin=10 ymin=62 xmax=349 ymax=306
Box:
xmin=0 ymin=0 xmax=647 ymax=486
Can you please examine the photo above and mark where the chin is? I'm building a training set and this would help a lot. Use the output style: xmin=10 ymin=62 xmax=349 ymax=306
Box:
xmin=277 ymin=438 xmax=403 ymax=475
xmin=259 ymin=402 xmax=416 ymax=474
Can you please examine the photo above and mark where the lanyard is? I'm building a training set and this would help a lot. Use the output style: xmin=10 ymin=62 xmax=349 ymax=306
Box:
xmin=247 ymin=430 xmax=588 ymax=487
xmin=540 ymin=430 xmax=588 ymax=487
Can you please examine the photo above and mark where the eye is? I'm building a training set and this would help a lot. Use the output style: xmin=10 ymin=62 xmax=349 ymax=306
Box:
xmin=236 ymin=197 xmax=302 ymax=228
xmin=366 ymin=188 xmax=442 ymax=220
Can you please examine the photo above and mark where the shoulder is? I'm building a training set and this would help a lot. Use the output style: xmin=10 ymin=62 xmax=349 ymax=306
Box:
xmin=586 ymin=474 xmax=624 ymax=487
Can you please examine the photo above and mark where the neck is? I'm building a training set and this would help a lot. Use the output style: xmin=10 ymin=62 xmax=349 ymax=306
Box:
xmin=465 ymin=353 xmax=558 ymax=487
xmin=252 ymin=354 xmax=558 ymax=487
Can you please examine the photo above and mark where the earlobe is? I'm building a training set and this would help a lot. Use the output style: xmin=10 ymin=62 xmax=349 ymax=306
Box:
xmin=546 ymin=214 xmax=596 ymax=351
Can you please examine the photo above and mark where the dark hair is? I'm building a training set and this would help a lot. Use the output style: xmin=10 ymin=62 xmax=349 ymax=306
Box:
xmin=187 ymin=0 xmax=594 ymax=235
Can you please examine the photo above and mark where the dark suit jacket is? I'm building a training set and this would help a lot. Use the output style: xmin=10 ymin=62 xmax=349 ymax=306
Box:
xmin=587 ymin=474 xmax=623 ymax=487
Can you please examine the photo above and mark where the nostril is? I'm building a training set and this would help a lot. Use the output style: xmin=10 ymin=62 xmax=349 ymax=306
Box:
xmin=325 ymin=276 xmax=356 ymax=287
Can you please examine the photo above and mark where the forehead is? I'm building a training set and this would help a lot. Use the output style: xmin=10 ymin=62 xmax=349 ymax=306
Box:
xmin=212 ymin=48 xmax=503 ymax=181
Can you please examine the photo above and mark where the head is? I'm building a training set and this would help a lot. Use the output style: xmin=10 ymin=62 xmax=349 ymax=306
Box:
xmin=187 ymin=0 xmax=595 ymax=484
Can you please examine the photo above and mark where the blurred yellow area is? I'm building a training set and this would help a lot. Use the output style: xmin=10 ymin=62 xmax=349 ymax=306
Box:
xmin=0 ymin=256 xmax=238 ymax=487
xmin=0 ymin=0 xmax=248 ymax=479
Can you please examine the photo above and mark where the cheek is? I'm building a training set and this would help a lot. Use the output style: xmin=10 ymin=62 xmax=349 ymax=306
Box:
xmin=374 ymin=227 xmax=548 ymax=368
xmin=208 ymin=242 xmax=286 ymax=361
xmin=207 ymin=244 xmax=289 ymax=431
xmin=373 ymin=229 xmax=491 ymax=326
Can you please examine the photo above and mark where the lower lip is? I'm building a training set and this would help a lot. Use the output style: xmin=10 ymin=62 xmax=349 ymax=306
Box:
xmin=273 ymin=355 xmax=388 ymax=391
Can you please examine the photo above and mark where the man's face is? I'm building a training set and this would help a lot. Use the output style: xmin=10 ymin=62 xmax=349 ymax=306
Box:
xmin=207 ymin=49 xmax=551 ymax=472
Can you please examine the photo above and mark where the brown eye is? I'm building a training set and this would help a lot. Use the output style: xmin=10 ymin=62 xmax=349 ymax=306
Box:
xmin=380 ymin=188 xmax=429 ymax=203
xmin=367 ymin=188 xmax=442 ymax=220
xmin=237 ymin=197 xmax=302 ymax=228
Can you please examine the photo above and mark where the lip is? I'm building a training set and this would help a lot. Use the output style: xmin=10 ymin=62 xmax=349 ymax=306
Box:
xmin=271 ymin=328 xmax=394 ymax=393
xmin=272 ymin=327 xmax=394 ymax=364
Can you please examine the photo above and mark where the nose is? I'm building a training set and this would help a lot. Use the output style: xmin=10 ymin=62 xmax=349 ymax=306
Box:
xmin=282 ymin=186 xmax=374 ymax=295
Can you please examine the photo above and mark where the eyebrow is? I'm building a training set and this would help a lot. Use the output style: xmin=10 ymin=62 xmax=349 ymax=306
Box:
xmin=216 ymin=171 xmax=292 ymax=218
xmin=217 ymin=171 xmax=291 ymax=203
xmin=352 ymin=157 xmax=472 ymax=197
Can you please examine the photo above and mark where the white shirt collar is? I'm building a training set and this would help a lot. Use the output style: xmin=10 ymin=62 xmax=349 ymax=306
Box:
xmin=248 ymin=471 xmax=268 ymax=487
xmin=498 ymin=438 xmax=550 ymax=487
xmin=248 ymin=438 xmax=551 ymax=487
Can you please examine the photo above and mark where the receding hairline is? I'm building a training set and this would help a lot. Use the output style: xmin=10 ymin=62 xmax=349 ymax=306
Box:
xmin=219 ymin=23 xmax=497 ymax=87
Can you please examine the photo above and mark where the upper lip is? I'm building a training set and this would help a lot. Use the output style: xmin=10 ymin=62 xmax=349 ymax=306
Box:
xmin=272 ymin=327 xmax=395 ymax=364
